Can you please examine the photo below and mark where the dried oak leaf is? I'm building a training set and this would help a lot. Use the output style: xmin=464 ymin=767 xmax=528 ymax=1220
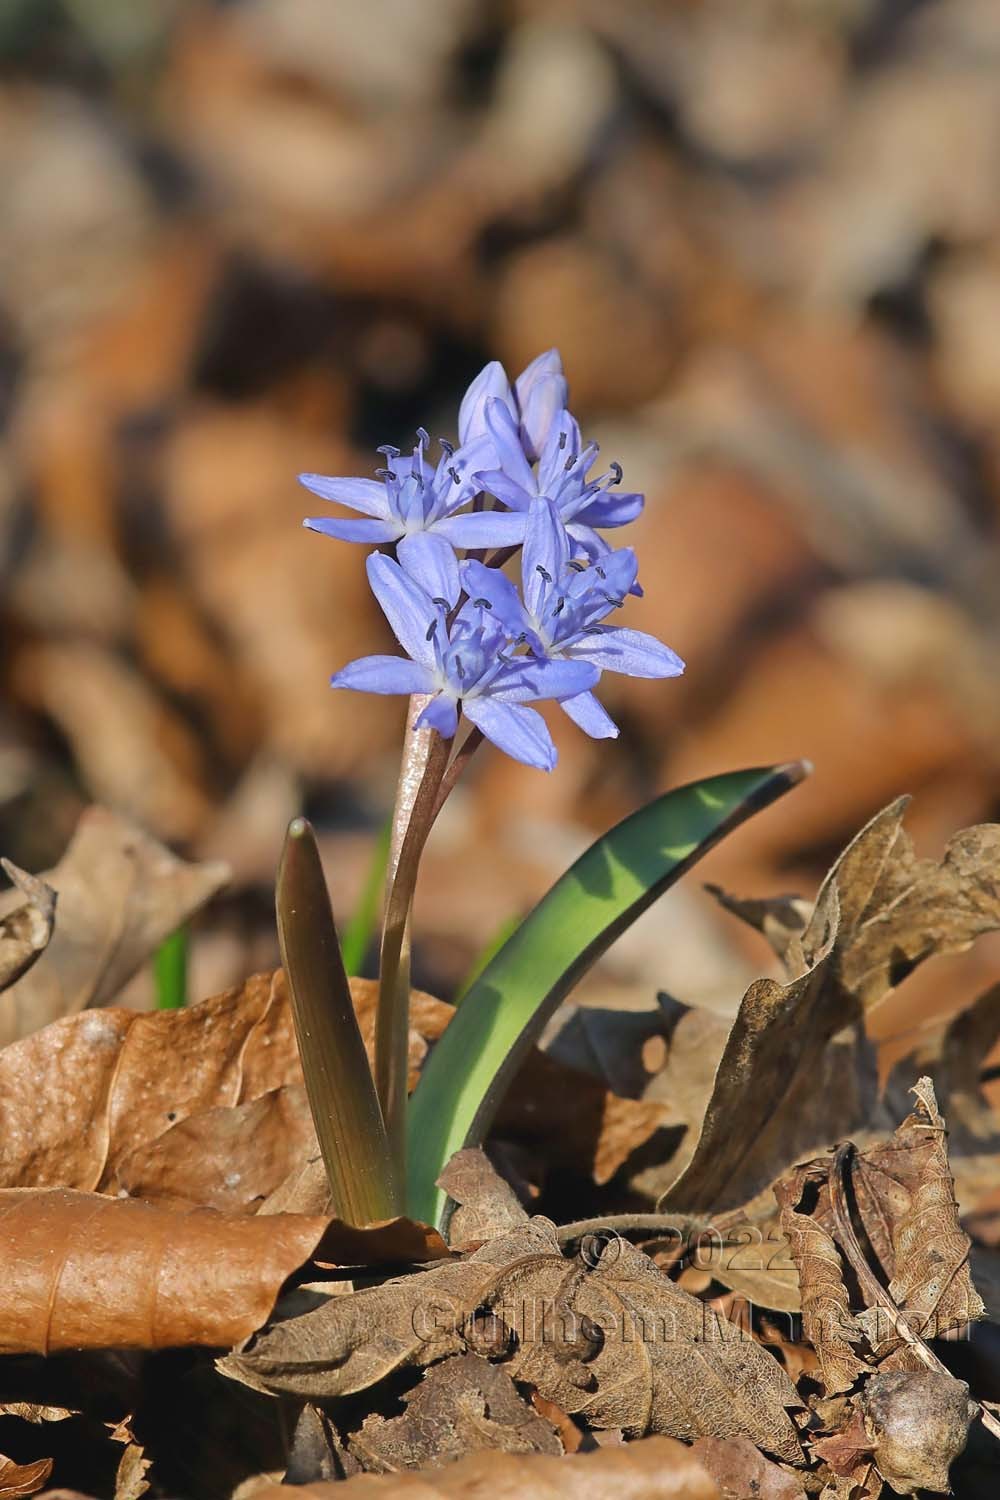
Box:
xmin=222 ymin=1218 xmax=803 ymax=1461
xmin=348 ymin=1353 xmax=563 ymax=1472
xmin=0 ymin=808 xmax=229 ymax=1045
xmin=0 ymin=863 xmax=55 ymax=995
xmin=0 ymin=1188 xmax=444 ymax=1354
xmin=248 ymin=1434 xmax=719 ymax=1499
xmin=0 ymin=1456 xmax=52 ymax=1499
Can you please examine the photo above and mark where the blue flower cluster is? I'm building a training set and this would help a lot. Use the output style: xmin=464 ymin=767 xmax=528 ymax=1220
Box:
xmin=301 ymin=350 xmax=683 ymax=770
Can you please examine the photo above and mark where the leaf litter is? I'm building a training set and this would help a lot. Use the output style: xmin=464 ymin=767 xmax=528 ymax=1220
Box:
xmin=0 ymin=801 xmax=998 ymax=1497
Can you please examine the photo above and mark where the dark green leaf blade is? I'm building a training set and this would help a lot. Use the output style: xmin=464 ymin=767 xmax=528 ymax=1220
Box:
xmin=277 ymin=818 xmax=400 ymax=1223
xmin=406 ymin=762 xmax=809 ymax=1226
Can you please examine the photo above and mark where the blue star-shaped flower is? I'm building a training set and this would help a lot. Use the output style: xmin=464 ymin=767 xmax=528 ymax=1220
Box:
xmin=299 ymin=428 xmax=527 ymax=562
xmin=329 ymin=549 xmax=598 ymax=770
xmin=462 ymin=498 xmax=683 ymax=738
xmin=474 ymin=402 xmax=645 ymax=566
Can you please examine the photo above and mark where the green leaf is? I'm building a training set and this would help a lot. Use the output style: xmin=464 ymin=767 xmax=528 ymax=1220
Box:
xmin=276 ymin=818 xmax=401 ymax=1224
xmin=455 ymin=913 xmax=522 ymax=1002
xmin=406 ymin=762 xmax=810 ymax=1226
xmin=340 ymin=816 xmax=392 ymax=977
xmin=153 ymin=927 xmax=187 ymax=1010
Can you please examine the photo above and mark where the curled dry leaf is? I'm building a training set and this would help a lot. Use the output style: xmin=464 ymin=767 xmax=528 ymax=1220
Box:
xmin=222 ymin=1217 xmax=802 ymax=1460
xmin=348 ymin=1353 xmax=563 ymax=1472
xmin=0 ymin=1455 xmax=52 ymax=1500
xmin=0 ymin=862 xmax=56 ymax=995
xmin=774 ymin=1174 xmax=867 ymax=1395
xmin=852 ymin=1079 xmax=985 ymax=1363
xmin=0 ymin=1188 xmax=445 ymax=1355
xmin=0 ymin=807 xmax=229 ymax=1045
xmin=247 ymin=1434 xmax=719 ymax=1500
xmin=776 ymin=1079 xmax=983 ymax=1403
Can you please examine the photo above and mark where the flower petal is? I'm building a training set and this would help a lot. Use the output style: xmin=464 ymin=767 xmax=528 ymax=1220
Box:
xmin=366 ymin=552 xmax=440 ymax=667
xmin=462 ymin=698 xmax=556 ymax=771
xmin=461 ymin=559 xmax=529 ymax=637
xmin=489 ymin=656 xmax=598 ymax=703
xmin=330 ymin=655 xmax=435 ymax=695
xmin=458 ymin=362 xmax=512 ymax=446
xmin=572 ymin=490 xmax=645 ymax=530
xmin=304 ymin=516 xmax=401 ymax=544
xmin=298 ymin=475 xmax=391 ymax=517
xmin=414 ymin=693 xmax=459 ymax=738
xmin=560 ymin=690 xmax=619 ymax=739
xmin=523 ymin=497 xmax=571 ymax=619
xmin=485 ymin=399 xmax=536 ymax=491
xmin=434 ymin=510 xmax=528 ymax=548
xmin=570 ymin=627 xmax=685 ymax=678
xmin=473 ymin=470 xmax=535 ymax=512
xmin=516 ymin=370 xmax=567 ymax=462
xmin=398 ymin=532 xmax=461 ymax=608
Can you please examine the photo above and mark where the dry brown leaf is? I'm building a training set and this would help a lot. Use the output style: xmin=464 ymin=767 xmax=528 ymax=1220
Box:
xmin=248 ymin=1434 xmax=719 ymax=1499
xmin=0 ymin=966 xmax=666 ymax=1216
xmin=0 ymin=971 xmax=300 ymax=1193
xmin=113 ymin=1086 xmax=318 ymax=1213
xmin=0 ymin=863 xmax=56 ymax=994
xmin=437 ymin=1149 xmax=528 ymax=1246
xmin=223 ymin=1218 xmax=802 ymax=1460
xmin=776 ymin=1078 xmax=983 ymax=1401
xmin=0 ymin=808 xmax=229 ymax=1044
xmin=690 ymin=1436 xmax=806 ymax=1500
xmin=774 ymin=1172 xmax=867 ymax=1395
xmin=348 ymin=1353 xmax=563 ymax=1472
xmin=852 ymin=1079 xmax=985 ymax=1362
xmin=662 ymin=801 xmax=1000 ymax=1214
xmin=0 ymin=1456 xmax=52 ymax=1500
xmin=0 ymin=1188 xmax=445 ymax=1354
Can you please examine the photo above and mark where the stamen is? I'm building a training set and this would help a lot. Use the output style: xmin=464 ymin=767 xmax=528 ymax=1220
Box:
xmin=454 ymin=655 xmax=465 ymax=680
xmin=473 ymin=598 xmax=492 ymax=610
xmin=535 ymin=564 xmax=553 ymax=583
xmin=375 ymin=467 xmax=396 ymax=482
xmin=432 ymin=597 xmax=449 ymax=608
xmin=602 ymin=592 xmax=625 ymax=608
xmin=567 ymin=559 xmax=587 ymax=572
xmin=438 ymin=438 xmax=454 ymax=458
xmin=558 ymin=430 xmax=567 ymax=451
xmin=377 ymin=444 xmax=401 ymax=459
xmin=416 ymin=426 xmax=430 ymax=447
xmin=564 ymin=454 xmax=575 ymax=472
xmin=552 ymin=597 xmax=566 ymax=616
xmin=425 ymin=619 xmax=438 ymax=641
xmin=448 ymin=466 xmax=462 ymax=485
xmin=596 ymin=566 xmax=607 ymax=580
xmin=609 ymin=461 xmax=623 ymax=485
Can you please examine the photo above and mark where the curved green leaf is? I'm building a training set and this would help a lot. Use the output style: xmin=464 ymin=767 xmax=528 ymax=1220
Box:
xmin=406 ymin=762 xmax=810 ymax=1226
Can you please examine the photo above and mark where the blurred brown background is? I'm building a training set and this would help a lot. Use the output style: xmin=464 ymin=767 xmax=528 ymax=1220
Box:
xmin=2 ymin=0 xmax=999 ymax=1021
